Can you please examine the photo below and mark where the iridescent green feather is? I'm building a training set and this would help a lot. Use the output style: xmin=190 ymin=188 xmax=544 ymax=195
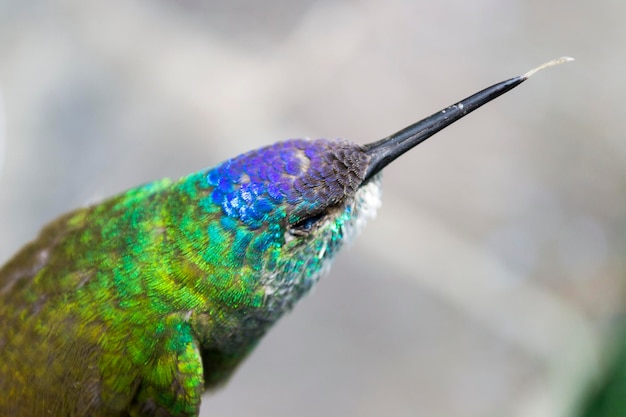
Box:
xmin=0 ymin=138 xmax=380 ymax=416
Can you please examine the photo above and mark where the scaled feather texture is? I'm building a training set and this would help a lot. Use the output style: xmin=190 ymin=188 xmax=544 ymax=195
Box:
xmin=0 ymin=138 xmax=381 ymax=416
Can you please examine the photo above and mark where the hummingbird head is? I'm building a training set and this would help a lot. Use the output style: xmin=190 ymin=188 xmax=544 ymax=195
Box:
xmin=205 ymin=138 xmax=381 ymax=316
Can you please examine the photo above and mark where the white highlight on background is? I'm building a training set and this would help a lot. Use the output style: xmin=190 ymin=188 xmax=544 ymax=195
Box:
xmin=0 ymin=85 xmax=5 ymax=180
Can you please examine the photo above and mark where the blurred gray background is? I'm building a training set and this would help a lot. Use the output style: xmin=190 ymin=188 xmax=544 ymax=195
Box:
xmin=0 ymin=1 xmax=624 ymax=416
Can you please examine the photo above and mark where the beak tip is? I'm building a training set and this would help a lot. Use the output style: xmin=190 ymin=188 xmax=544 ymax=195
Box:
xmin=522 ymin=56 xmax=575 ymax=79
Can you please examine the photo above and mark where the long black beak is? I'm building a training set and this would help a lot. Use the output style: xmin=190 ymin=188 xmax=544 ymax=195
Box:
xmin=363 ymin=57 xmax=573 ymax=181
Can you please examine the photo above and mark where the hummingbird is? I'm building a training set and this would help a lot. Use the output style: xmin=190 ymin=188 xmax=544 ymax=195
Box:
xmin=0 ymin=57 xmax=572 ymax=416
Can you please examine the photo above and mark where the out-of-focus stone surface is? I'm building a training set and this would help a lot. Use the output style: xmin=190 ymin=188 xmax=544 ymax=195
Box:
xmin=0 ymin=1 xmax=623 ymax=416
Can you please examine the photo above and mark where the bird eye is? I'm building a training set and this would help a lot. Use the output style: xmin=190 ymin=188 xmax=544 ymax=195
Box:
xmin=289 ymin=212 xmax=327 ymax=236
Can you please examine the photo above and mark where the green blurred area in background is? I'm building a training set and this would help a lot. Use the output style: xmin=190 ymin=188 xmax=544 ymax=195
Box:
xmin=578 ymin=323 xmax=626 ymax=417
